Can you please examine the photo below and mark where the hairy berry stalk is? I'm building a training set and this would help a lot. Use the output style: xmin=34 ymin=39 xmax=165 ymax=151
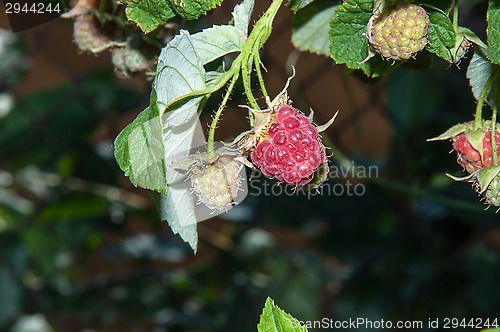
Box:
xmin=206 ymin=0 xmax=284 ymax=155
xmin=208 ymin=73 xmax=240 ymax=158
xmin=475 ymin=74 xmax=494 ymax=130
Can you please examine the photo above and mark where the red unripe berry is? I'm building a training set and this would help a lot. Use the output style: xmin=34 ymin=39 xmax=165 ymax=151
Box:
xmin=452 ymin=130 xmax=500 ymax=173
xmin=250 ymin=105 xmax=326 ymax=185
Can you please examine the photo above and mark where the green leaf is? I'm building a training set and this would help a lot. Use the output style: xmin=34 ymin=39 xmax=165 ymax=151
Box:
xmin=114 ymin=96 xmax=165 ymax=191
xmin=292 ymin=1 xmax=338 ymax=56
xmin=167 ymin=0 xmax=223 ymax=20
xmin=329 ymin=0 xmax=393 ymax=77
xmin=114 ymin=30 xmax=209 ymax=250
xmin=155 ymin=30 xmax=210 ymax=251
xmin=487 ymin=0 xmax=500 ymax=64
xmin=125 ymin=0 xmax=176 ymax=34
xmin=232 ymin=0 xmax=255 ymax=38
xmin=467 ymin=49 xmax=500 ymax=107
xmin=288 ymin=0 xmax=316 ymax=11
xmin=191 ymin=25 xmax=245 ymax=65
xmin=125 ymin=115 xmax=168 ymax=192
xmin=476 ymin=165 xmax=500 ymax=194
xmin=448 ymin=26 xmax=487 ymax=64
xmin=426 ymin=10 xmax=456 ymax=61
xmin=458 ymin=26 xmax=487 ymax=49
xmin=257 ymin=297 xmax=308 ymax=332
xmin=160 ymin=113 xmax=204 ymax=252
xmin=418 ymin=0 xmax=453 ymax=13
xmin=155 ymin=30 xmax=207 ymax=119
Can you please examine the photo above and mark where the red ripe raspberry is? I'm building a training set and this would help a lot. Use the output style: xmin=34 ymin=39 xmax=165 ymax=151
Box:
xmin=250 ymin=105 xmax=326 ymax=185
xmin=453 ymin=130 xmax=500 ymax=173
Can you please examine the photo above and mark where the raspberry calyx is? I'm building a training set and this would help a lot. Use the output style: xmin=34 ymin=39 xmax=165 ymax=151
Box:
xmin=449 ymin=166 xmax=500 ymax=209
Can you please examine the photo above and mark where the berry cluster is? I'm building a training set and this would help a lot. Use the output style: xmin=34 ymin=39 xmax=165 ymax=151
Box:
xmin=63 ymin=0 xmax=168 ymax=78
xmin=250 ymin=105 xmax=326 ymax=186
xmin=172 ymin=151 xmax=244 ymax=212
xmin=485 ymin=173 xmax=500 ymax=207
xmin=431 ymin=121 xmax=500 ymax=208
xmin=189 ymin=154 xmax=243 ymax=211
xmin=368 ymin=3 xmax=429 ymax=61
xmin=453 ymin=130 xmax=500 ymax=173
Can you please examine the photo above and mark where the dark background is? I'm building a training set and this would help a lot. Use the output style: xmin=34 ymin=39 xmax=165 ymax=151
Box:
xmin=0 ymin=1 xmax=499 ymax=331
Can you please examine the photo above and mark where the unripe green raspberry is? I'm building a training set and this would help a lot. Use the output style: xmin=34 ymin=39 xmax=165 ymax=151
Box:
xmin=171 ymin=150 xmax=244 ymax=212
xmin=368 ymin=3 xmax=430 ymax=61
xmin=189 ymin=154 xmax=242 ymax=211
xmin=485 ymin=176 xmax=500 ymax=207
xmin=73 ymin=14 xmax=114 ymax=53
xmin=465 ymin=166 xmax=500 ymax=209
xmin=111 ymin=37 xmax=157 ymax=78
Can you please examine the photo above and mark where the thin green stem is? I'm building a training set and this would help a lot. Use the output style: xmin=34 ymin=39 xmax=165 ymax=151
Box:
xmin=162 ymin=66 xmax=238 ymax=114
xmin=242 ymin=56 xmax=260 ymax=110
xmin=238 ymin=0 xmax=283 ymax=113
xmin=493 ymin=104 xmax=498 ymax=166
xmin=207 ymin=72 xmax=240 ymax=157
xmin=474 ymin=74 xmax=494 ymax=130
xmin=205 ymin=0 xmax=283 ymax=147
xmin=254 ymin=50 xmax=269 ymax=100
xmin=452 ymin=0 xmax=459 ymax=31
xmin=167 ymin=0 xmax=284 ymax=141
xmin=248 ymin=108 xmax=255 ymax=127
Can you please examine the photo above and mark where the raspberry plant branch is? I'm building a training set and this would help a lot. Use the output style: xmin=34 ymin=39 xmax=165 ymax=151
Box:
xmin=238 ymin=0 xmax=283 ymax=106
xmin=242 ymin=55 xmax=259 ymax=109
xmin=203 ymin=0 xmax=283 ymax=141
xmin=206 ymin=0 xmax=284 ymax=157
xmin=162 ymin=67 xmax=237 ymax=114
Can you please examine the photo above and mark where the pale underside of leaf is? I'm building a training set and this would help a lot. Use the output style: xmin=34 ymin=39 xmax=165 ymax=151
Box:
xmin=155 ymin=30 xmax=207 ymax=120
xmin=161 ymin=112 xmax=207 ymax=252
xmin=467 ymin=50 xmax=498 ymax=107
xmin=191 ymin=25 xmax=245 ymax=65
xmin=232 ymin=0 xmax=255 ymax=38
xmin=292 ymin=2 xmax=338 ymax=56
xmin=154 ymin=30 xmax=211 ymax=251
